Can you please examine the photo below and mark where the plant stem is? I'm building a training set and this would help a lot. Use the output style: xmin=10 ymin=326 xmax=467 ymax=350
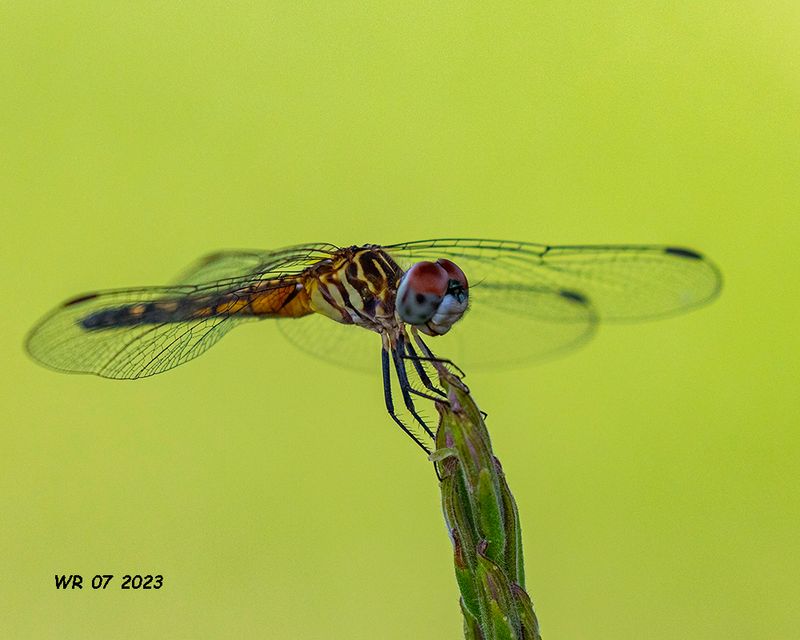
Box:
xmin=431 ymin=372 xmax=542 ymax=640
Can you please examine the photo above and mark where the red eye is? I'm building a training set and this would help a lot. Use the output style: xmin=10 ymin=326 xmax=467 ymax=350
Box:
xmin=396 ymin=261 xmax=448 ymax=325
xmin=437 ymin=259 xmax=468 ymax=290
xmin=404 ymin=261 xmax=449 ymax=296
xmin=396 ymin=260 xmax=470 ymax=330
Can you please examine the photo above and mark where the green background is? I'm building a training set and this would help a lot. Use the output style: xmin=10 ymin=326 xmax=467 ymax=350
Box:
xmin=2 ymin=2 xmax=797 ymax=638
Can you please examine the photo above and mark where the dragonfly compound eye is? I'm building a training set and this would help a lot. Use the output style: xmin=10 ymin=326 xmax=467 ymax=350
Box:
xmin=437 ymin=259 xmax=468 ymax=301
xmin=397 ymin=260 xmax=470 ymax=335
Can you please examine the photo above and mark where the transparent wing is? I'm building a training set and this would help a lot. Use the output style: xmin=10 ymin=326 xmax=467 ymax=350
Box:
xmin=277 ymin=315 xmax=379 ymax=374
xmin=170 ymin=250 xmax=270 ymax=285
xmin=276 ymin=283 xmax=597 ymax=372
xmin=386 ymin=238 xmax=722 ymax=321
xmin=427 ymin=283 xmax=597 ymax=368
xmin=26 ymin=244 xmax=340 ymax=379
xmin=25 ymin=286 xmax=250 ymax=379
xmin=171 ymin=243 xmax=339 ymax=285
xmin=281 ymin=238 xmax=701 ymax=371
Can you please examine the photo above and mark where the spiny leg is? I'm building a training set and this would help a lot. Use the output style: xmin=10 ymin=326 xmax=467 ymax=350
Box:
xmin=408 ymin=329 xmax=467 ymax=379
xmin=409 ymin=328 xmax=488 ymax=419
xmin=390 ymin=338 xmax=436 ymax=440
xmin=407 ymin=385 xmax=447 ymax=404
xmin=399 ymin=334 xmax=445 ymax=403
xmin=382 ymin=344 xmax=431 ymax=455
xmin=401 ymin=335 xmax=446 ymax=399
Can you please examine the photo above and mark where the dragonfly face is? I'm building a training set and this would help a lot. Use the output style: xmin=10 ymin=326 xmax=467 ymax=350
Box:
xmin=26 ymin=239 xmax=722 ymax=456
xmin=396 ymin=259 xmax=469 ymax=336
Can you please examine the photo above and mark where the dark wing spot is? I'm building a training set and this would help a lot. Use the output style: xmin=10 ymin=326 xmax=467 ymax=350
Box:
xmin=559 ymin=289 xmax=588 ymax=304
xmin=664 ymin=247 xmax=703 ymax=260
xmin=63 ymin=292 xmax=100 ymax=307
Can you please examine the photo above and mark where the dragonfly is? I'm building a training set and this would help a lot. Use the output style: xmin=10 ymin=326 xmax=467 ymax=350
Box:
xmin=25 ymin=238 xmax=722 ymax=454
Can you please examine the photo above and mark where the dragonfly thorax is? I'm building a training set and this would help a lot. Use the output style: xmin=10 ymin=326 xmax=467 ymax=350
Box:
xmin=304 ymin=246 xmax=404 ymax=333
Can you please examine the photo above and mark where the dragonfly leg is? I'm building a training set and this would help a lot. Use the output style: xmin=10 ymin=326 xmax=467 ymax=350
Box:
xmin=407 ymin=386 xmax=446 ymax=403
xmin=381 ymin=345 xmax=431 ymax=455
xmin=408 ymin=329 xmax=467 ymax=379
xmin=390 ymin=342 xmax=436 ymax=441
xmin=400 ymin=335 xmax=446 ymax=399
xmin=409 ymin=328 xmax=481 ymax=414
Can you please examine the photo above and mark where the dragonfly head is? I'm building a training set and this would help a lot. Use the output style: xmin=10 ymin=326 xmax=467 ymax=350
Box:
xmin=397 ymin=259 xmax=469 ymax=336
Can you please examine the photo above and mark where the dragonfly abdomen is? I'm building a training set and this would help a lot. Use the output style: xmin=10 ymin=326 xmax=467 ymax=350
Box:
xmin=79 ymin=280 xmax=313 ymax=330
xmin=80 ymin=299 xmax=195 ymax=329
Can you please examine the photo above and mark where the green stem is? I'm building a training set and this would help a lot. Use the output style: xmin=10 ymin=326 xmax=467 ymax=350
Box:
xmin=432 ymin=372 xmax=542 ymax=640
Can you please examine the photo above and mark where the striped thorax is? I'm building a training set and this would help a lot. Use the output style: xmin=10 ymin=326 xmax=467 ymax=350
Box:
xmin=304 ymin=246 xmax=404 ymax=333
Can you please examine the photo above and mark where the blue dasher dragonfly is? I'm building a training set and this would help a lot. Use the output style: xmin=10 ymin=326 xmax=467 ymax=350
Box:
xmin=25 ymin=238 xmax=722 ymax=454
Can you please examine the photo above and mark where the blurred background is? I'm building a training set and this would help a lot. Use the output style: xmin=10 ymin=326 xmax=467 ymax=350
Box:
xmin=1 ymin=2 xmax=797 ymax=638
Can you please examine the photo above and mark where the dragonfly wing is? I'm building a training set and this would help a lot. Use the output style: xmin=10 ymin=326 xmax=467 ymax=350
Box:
xmin=387 ymin=239 xmax=722 ymax=321
xmin=25 ymin=286 xmax=251 ymax=379
xmin=274 ymin=283 xmax=596 ymax=372
xmin=171 ymin=243 xmax=340 ymax=285
xmin=276 ymin=315 xmax=378 ymax=374
xmin=27 ymin=244 xmax=344 ymax=379
xmin=419 ymin=283 xmax=597 ymax=368
xmin=170 ymin=250 xmax=269 ymax=285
